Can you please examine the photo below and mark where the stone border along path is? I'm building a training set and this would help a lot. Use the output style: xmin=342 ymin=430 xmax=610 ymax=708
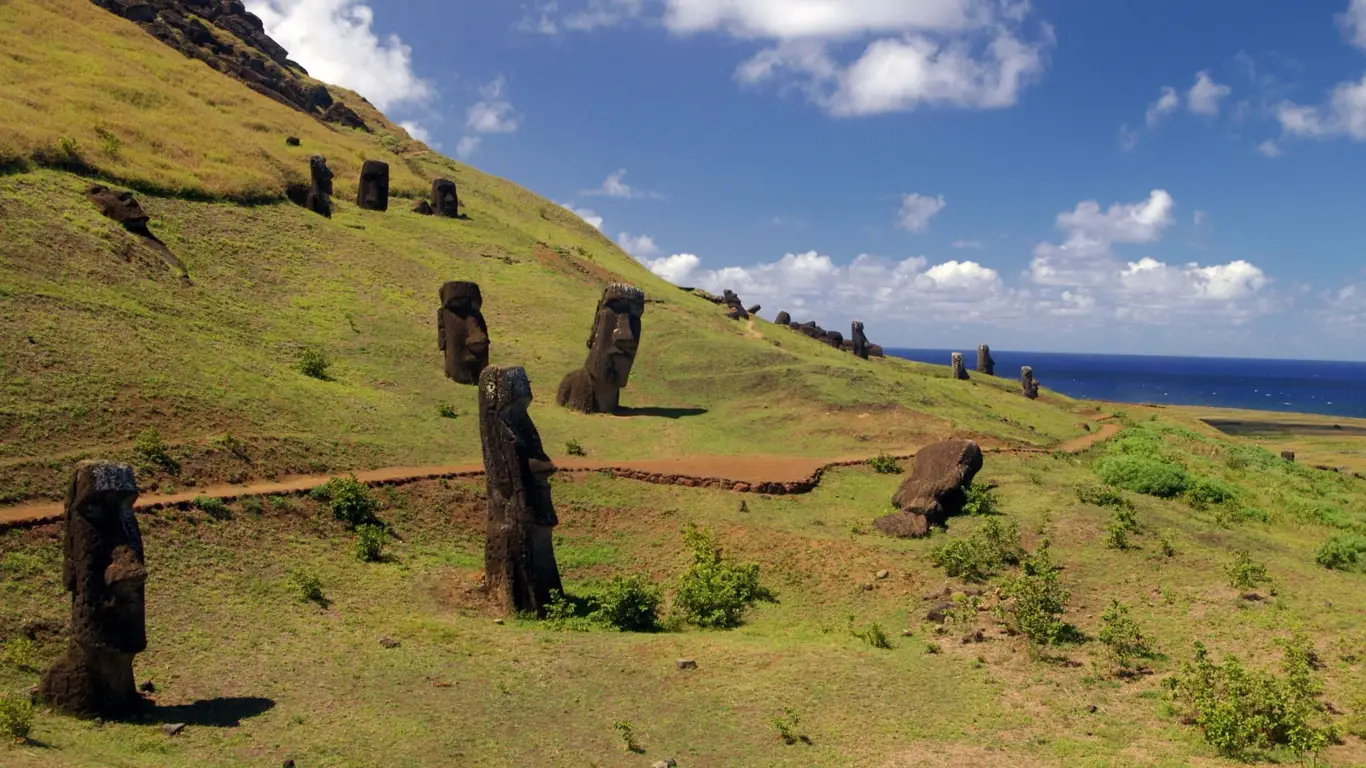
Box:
xmin=0 ymin=419 xmax=1120 ymax=530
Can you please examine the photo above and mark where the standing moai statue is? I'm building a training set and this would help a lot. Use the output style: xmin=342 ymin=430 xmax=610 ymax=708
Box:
xmin=851 ymin=321 xmax=870 ymax=360
xmin=39 ymin=462 xmax=147 ymax=718
xmin=1021 ymin=366 xmax=1040 ymax=399
xmin=775 ymin=311 xmax=791 ymax=326
xmin=437 ymin=281 xmax=490 ymax=385
xmin=556 ymin=283 xmax=645 ymax=414
xmin=305 ymin=155 xmax=334 ymax=218
xmin=479 ymin=366 xmax=562 ymax=615
xmin=952 ymin=353 xmax=970 ymax=380
xmin=355 ymin=160 xmax=390 ymax=212
xmin=977 ymin=344 xmax=995 ymax=376
xmin=431 ymin=179 xmax=459 ymax=218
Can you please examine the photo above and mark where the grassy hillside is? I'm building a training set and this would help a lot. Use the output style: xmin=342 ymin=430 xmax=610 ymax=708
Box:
xmin=0 ymin=0 xmax=1090 ymax=505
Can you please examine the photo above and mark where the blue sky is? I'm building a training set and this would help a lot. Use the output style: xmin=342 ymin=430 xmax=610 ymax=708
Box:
xmin=246 ymin=1 xmax=1366 ymax=359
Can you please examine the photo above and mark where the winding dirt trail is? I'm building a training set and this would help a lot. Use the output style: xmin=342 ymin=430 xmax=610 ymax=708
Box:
xmin=0 ymin=417 xmax=1120 ymax=529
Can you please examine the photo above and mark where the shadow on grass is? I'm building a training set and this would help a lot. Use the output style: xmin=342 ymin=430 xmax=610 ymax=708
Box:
xmin=615 ymin=407 xmax=708 ymax=420
xmin=145 ymin=696 xmax=276 ymax=727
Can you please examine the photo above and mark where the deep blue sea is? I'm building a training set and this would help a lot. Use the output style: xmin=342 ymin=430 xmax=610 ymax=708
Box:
xmin=884 ymin=349 xmax=1366 ymax=419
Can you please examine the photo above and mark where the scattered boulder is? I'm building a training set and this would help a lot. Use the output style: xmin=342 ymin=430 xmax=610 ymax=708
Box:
xmin=556 ymin=284 xmax=645 ymax=414
xmin=977 ymin=344 xmax=995 ymax=376
xmin=876 ymin=569 xmax=890 ymax=580
xmin=1281 ymin=450 xmax=1296 ymax=462
xmin=690 ymin=288 xmax=724 ymax=304
xmin=775 ymin=311 xmax=791 ymax=325
xmin=675 ymin=659 xmax=697 ymax=670
xmin=431 ymin=179 xmax=460 ymax=218
xmin=925 ymin=602 xmax=953 ymax=623
xmin=652 ymin=760 xmax=678 ymax=768
xmin=162 ymin=723 xmax=186 ymax=737
xmin=323 ymin=101 xmax=369 ymax=132
xmin=875 ymin=440 xmax=984 ymax=538
xmin=355 ymin=159 xmax=390 ymax=212
xmin=412 ymin=200 xmax=434 ymax=215
xmin=139 ymin=681 xmax=156 ymax=693
xmin=87 ymin=185 xmax=155 ymax=239
xmin=952 ymin=352 xmax=970 ymax=381
xmin=1021 ymin=366 xmax=1040 ymax=399
xmin=379 ymin=637 xmax=400 ymax=649
xmin=285 ymin=136 xmax=300 ymax=147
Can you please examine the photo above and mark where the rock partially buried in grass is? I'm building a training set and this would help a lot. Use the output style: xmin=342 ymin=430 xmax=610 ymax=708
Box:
xmin=162 ymin=722 xmax=186 ymax=737
xmin=431 ymin=179 xmax=460 ymax=218
xmin=675 ymin=659 xmax=697 ymax=670
xmin=412 ymin=199 xmax=433 ymax=215
xmin=556 ymin=284 xmax=646 ymax=414
xmin=285 ymin=136 xmax=300 ymax=147
xmin=355 ymin=159 xmax=390 ymax=212
xmin=874 ymin=440 xmax=984 ymax=539
xmin=1281 ymin=450 xmax=1296 ymax=462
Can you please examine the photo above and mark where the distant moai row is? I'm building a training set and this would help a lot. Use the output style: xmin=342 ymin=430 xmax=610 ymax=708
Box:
xmin=771 ymin=311 xmax=885 ymax=358
xmin=291 ymin=156 xmax=459 ymax=220
xmin=944 ymin=344 xmax=1040 ymax=399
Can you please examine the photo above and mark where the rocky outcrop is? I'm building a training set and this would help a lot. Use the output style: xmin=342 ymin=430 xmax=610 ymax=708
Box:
xmin=875 ymin=440 xmax=984 ymax=538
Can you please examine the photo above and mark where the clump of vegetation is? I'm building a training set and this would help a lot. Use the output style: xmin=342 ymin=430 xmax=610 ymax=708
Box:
xmin=1315 ymin=535 xmax=1366 ymax=572
xmin=542 ymin=591 xmax=596 ymax=632
xmin=0 ymin=693 xmax=34 ymax=742
xmin=1076 ymin=484 xmax=1134 ymax=510
xmin=867 ymin=454 xmax=902 ymax=474
xmin=193 ymin=495 xmax=231 ymax=520
xmin=240 ymin=497 xmax=264 ymax=518
xmin=290 ymin=569 xmax=326 ymax=606
xmin=94 ymin=126 xmax=121 ymax=158
xmin=1186 ymin=476 xmax=1238 ymax=511
xmin=961 ymin=483 xmax=998 ymax=515
xmin=673 ymin=524 xmax=774 ymax=629
xmin=943 ymin=593 xmax=983 ymax=628
xmin=1224 ymin=445 xmax=1280 ymax=472
xmin=996 ymin=543 xmax=1071 ymax=650
xmin=0 ymin=638 xmax=36 ymax=672
xmin=1094 ymin=454 xmax=1190 ymax=498
xmin=612 ymin=719 xmax=644 ymax=753
xmin=1158 ymin=530 xmax=1177 ymax=558
xmin=589 ymin=575 xmax=662 ymax=632
xmin=848 ymin=617 xmax=892 ymax=649
xmin=1104 ymin=506 xmax=1141 ymax=550
xmin=134 ymin=426 xmax=179 ymax=474
xmin=1097 ymin=600 xmax=1154 ymax=672
xmin=297 ymin=345 xmax=332 ymax=381
xmin=311 ymin=475 xmax=378 ymax=528
xmin=436 ymin=403 xmax=458 ymax=419
xmin=771 ymin=707 xmax=807 ymax=745
xmin=1165 ymin=634 xmax=1338 ymax=762
xmin=565 ymin=439 xmax=587 ymax=457
xmin=929 ymin=518 xmax=1023 ymax=582
xmin=1225 ymin=550 xmax=1270 ymax=590
xmin=355 ymin=523 xmax=387 ymax=562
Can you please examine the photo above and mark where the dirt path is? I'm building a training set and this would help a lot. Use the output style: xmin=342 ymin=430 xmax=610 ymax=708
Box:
xmin=0 ymin=417 xmax=1121 ymax=529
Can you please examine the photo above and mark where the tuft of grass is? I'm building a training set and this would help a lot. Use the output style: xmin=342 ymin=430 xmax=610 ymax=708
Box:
xmin=437 ymin=403 xmax=458 ymax=419
xmin=193 ymin=495 xmax=231 ymax=520
xmin=867 ymin=454 xmax=902 ymax=474
xmin=612 ymin=719 xmax=643 ymax=754
xmin=771 ymin=707 xmax=807 ymax=746
xmin=0 ymin=637 xmax=36 ymax=672
xmin=1225 ymin=550 xmax=1271 ymax=591
xmin=564 ymin=439 xmax=586 ymax=457
xmin=848 ymin=617 xmax=892 ymax=649
xmin=0 ymin=693 xmax=34 ymax=742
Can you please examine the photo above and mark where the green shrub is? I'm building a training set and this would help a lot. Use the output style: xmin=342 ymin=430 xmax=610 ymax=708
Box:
xmin=239 ymin=497 xmax=264 ymax=518
xmin=961 ymin=483 xmax=998 ymax=515
xmin=298 ymin=345 xmax=332 ymax=380
xmin=311 ymin=475 xmax=378 ymax=528
xmin=867 ymin=454 xmax=902 ymax=474
xmin=565 ymin=439 xmax=586 ymax=457
xmin=1077 ymin=484 xmax=1134 ymax=510
xmin=437 ymin=403 xmax=458 ymax=419
xmin=0 ymin=638 xmax=36 ymax=672
xmin=290 ymin=569 xmax=326 ymax=606
xmin=1104 ymin=506 xmax=1141 ymax=551
xmin=1158 ymin=530 xmax=1177 ymax=558
xmin=1226 ymin=550 xmax=1270 ymax=590
xmin=612 ymin=719 xmax=643 ymax=753
xmin=1186 ymin=476 xmax=1238 ymax=511
xmin=1315 ymin=535 xmax=1366 ymax=572
xmin=849 ymin=618 xmax=892 ymax=649
xmin=134 ymin=426 xmax=179 ymax=474
xmin=589 ymin=575 xmax=662 ymax=632
xmin=355 ymin=523 xmax=387 ymax=562
xmin=997 ymin=543 xmax=1071 ymax=648
xmin=1094 ymin=455 xmax=1189 ymax=498
xmin=1224 ymin=445 xmax=1279 ymax=472
xmin=1165 ymin=634 xmax=1338 ymax=761
xmin=928 ymin=518 xmax=1022 ymax=582
xmin=673 ymin=524 xmax=774 ymax=629
xmin=193 ymin=495 xmax=231 ymax=520
xmin=542 ymin=590 xmax=596 ymax=632
xmin=1097 ymin=600 xmax=1154 ymax=671
xmin=0 ymin=693 xmax=34 ymax=742
xmin=771 ymin=707 xmax=806 ymax=745
xmin=943 ymin=593 xmax=983 ymax=627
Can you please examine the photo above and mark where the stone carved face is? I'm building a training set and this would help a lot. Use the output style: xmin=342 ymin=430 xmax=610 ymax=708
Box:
xmin=439 ymin=281 xmax=490 ymax=382
xmin=310 ymin=155 xmax=334 ymax=195
xmin=432 ymin=179 xmax=459 ymax=217
xmin=480 ymin=366 xmax=556 ymax=524
xmin=65 ymin=462 xmax=146 ymax=654
xmin=357 ymin=160 xmax=389 ymax=210
xmin=585 ymin=284 xmax=645 ymax=388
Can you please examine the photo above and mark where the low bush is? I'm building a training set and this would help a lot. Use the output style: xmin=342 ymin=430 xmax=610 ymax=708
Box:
xmin=1186 ymin=476 xmax=1238 ymax=511
xmin=1315 ymin=535 xmax=1366 ymax=572
xmin=1226 ymin=550 xmax=1270 ymax=590
xmin=996 ymin=543 xmax=1071 ymax=649
xmin=437 ymin=403 xmax=458 ymax=419
xmin=929 ymin=518 xmax=1023 ymax=582
xmin=297 ymin=345 xmax=332 ymax=380
xmin=1094 ymin=455 xmax=1190 ymax=498
xmin=589 ymin=575 xmax=662 ymax=632
xmin=867 ymin=454 xmax=902 ymax=474
xmin=290 ymin=569 xmax=326 ymax=606
xmin=193 ymin=496 xmax=231 ymax=520
xmin=1097 ymin=600 xmax=1154 ymax=671
xmin=849 ymin=617 xmax=892 ymax=649
xmin=311 ymin=475 xmax=378 ymax=528
xmin=0 ymin=693 xmax=34 ymax=742
xmin=961 ymin=483 xmax=998 ymax=515
xmin=1105 ymin=506 xmax=1141 ymax=551
xmin=612 ymin=720 xmax=643 ymax=753
xmin=565 ymin=439 xmax=586 ymax=457
xmin=134 ymin=426 xmax=179 ymax=474
xmin=355 ymin=523 xmax=387 ymax=562
xmin=1076 ymin=484 xmax=1134 ymax=510
xmin=673 ymin=524 xmax=774 ymax=629
xmin=771 ymin=707 xmax=806 ymax=745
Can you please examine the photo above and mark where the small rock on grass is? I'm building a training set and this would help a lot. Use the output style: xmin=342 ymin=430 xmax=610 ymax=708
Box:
xmin=676 ymin=659 xmax=697 ymax=670
xmin=380 ymin=636 xmax=400 ymax=648
xmin=876 ymin=569 xmax=890 ymax=579
xmin=494 ymin=618 xmax=505 ymax=625
xmin=652 ymin=760 xmax=678 ymax=768
xmin=163 ymin=723 xmax=186 ymax=737
xmin=139 ymin=681 xmax=156 ymax=693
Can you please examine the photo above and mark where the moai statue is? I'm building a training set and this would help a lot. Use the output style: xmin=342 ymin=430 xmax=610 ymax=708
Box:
xmin=1021 ymin=366 xmax=1040 ymax=399
xmin=977 ymin=344 xmax=996 ymax=376
xmin=775 ymin=311 xmax=791 ymax=326
xmin=1281 ymin=450 xmax=1296 ymax=462
xmin=721 ymin=290 xmax=749 ymax=320
xmin=851 ymin=321 xmax=870 ymax=360
xmin=431 ymin=179 xmax=459 ymax=218
xmin=479 ymin=366 xmax=563 ymax=615
xmin=39 ymin=462 xmax=147 ymax=718
xmin=556 ymin=283 xmax=645 ymax=414
xmin=437 ymin=281 xmax=490 ymax=385
xmin=825 ymin=330 xmax=844 ymax=349
xmin=952 ymin=353 xmax=970 ymax=380
xmin=355 ymin=160 xmax=390 ymax=212
xmin=305 ymin=155 xmax=334 ymax=218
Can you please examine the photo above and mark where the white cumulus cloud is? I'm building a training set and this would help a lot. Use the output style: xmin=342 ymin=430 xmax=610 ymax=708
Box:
xmin=455 ymin=136 xmax=481 ymax=159
xmin=399 ymin=120 xmax=432 ymax=144
xmin=561 ymin=202 xmax=604 ymax=230
xmin=1257 ymin=139 xmax=1283 ymax=157
xmin=1276 ymin=74 xmax=1366 ymax=141
xmin=466 ymin=76 xmax=519 ymax=134
xmin=642 ymin=253 xmax=702 ymax=284
xmin=246 ymin=0 xmax=432 ymax=111
xmin=582 ymin=169 xmax=662 ymax=199
xmin=1187 ymin=70 xmax=1232 ymax=116
xmin=618 ymin=232 xmax=662 ymax=258
xmin=1145 ymin=86 xmax=1180 ymax=127
xmin=1339 ymin=0 xmax=1366 ymax=51
xmin=897 ymin=193 xmax=947 ymax=233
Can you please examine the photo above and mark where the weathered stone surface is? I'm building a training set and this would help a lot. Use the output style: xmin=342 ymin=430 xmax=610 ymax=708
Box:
xmin=355 ymin=160 xmax=389 ymax=212
xmin=721 ymin=290 xmax=749 ymax=320
xmin=775 ymin=311 xmax=791 ymax=326
xmin=868 ymin=344 xmax=884 ymax=358
xmin=726 ymin=307 xmax=743 ymax=321
xmin=977 ymin=344 xmax=995 ymax=376
xmin=437 ymin=281 xmax=490 ymax=385
xmin=323 ymin=102 xmax=369 ymax=132
xmin=303 ymin=155 xmax=333 ymax=218
xmin=87 ymin=185 xmax=154 ymax=238
xmin=1281 ymin=450 xmax=1296 ymax=462
xmin=875 ymin=440 xmax=984 ymax=538
xmin=1021 ymin=366 xmax=1040 ymax=399
xmin=431 ymin=179 xmax=460 ymax=218
xmin=285 ymin=136 xmax=300 ymax=147
xmin=556 ymin=284 xmax=645 ymax=414
xmin=39 ymin=462 xmax=147 ymax=718
xmin=412 ymin=200 xmax=433 ymax=215
xmin=952 ymin=352 xmax=970 ymax=381
xmin=851 ymin=321 xmax=870 ymax=360
xmin=480 ymin=366 xmax=562 ymax=615
xmin=746 ymin=304 xmax=761 ymax=315
xmin=824 ymin=331 xmax=843 ymax=349
xmin=675 ymin=659 xmax=697 ymax=670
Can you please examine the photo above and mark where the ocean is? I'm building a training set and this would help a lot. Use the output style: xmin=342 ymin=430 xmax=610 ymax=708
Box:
xmin=884 ymin=349 xmax=1366 ymax=420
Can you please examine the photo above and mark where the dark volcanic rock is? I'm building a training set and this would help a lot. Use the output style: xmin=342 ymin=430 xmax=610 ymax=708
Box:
xmin=412 ymin=199 xmax=433 ymax=215
xmin=557 ymin=284 xmax=645 ymax=414
xmin=1281 ymin=450 xmax=1296 ymax=462
xmin=875 ymin=440 xmax=984 ymax=538
xmin=355 ymin=159 xmax=390 ymax=212
xmin=775 ymin=311 xmax=791 ymax=326
xmin=437 ymin=281 xmax=490 ymax=385
xmin=952 ymin=352 xmax=970 ymax=381
xmin=431 ymin=179 xmax=460 ymax=218
xmin=324 ymin=102 xmax=370 ymax=132
xmin=285 ymin=136 xmax=300 ymax=147
xmin=851 ymin=321 xmax=869 ymax=360
xmin=977 ymin=344 xmax=995 ymax=376
xmin=303 ymin=155 xmax=333 ymax=218
xmin=1021 ymin=366 xmax=1040 ymax=399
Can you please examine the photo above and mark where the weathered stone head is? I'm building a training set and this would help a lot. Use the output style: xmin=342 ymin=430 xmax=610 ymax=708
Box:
xmin=851 ymin=321 xmax=870 ymax=360
xmin=306 ymin=155 xmax=333 ymax=217
xmin=437 ymin=281 xmax=490 ymax=385
xmin=875 ymin=440 xmax=984 ymax=538
xmin=478 ymin=366 xmax=562 ymax=614
xmin=824 ymin=330 xmax=844 ymax=348
xmin=356 ymin=159 xmax=390 ymax=212
xmin=87 ymin=186 xmax=149 ymax=230
xmin=431 ymin=179 xmax=459 ymax=218
xmin=775 ymin=311 xmax=791 ymax=326
xmin=556 ymin=283 xmax=646 ymax=414
xmin=1021 ymin=366 xmax=1040 ymax=399
xmin=977 ymin=344 xmax=996 ymax=376
xmin=39 ymin=461 xmax=147 ymax=718
xmin=952 ymin=352 xmax=970 ymax=380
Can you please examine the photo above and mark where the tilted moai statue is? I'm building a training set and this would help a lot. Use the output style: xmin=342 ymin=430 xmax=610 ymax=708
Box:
xmin=479 ymin=366 xmax=563 ymax=615
xmin=305 ymin=155 xmax=334 ymax=218
xmin=355 ymin=160 xmax=390 ymax=212
xmin=775 ymin=311 xmax=791 ymax=326
xmin=977 ymin=344 xmax=996 ymax=376
xmin=431 ymin=179 xmax=459 ymax=218
xmin=39 ymin=462 xmax=147 ymax=718
xmin=556 ymin=283 xmax=645 ymax=414
xmin=437 ymin=281 xmax=490 ymax=385
xmin=1021 ymin=366 xmax=1040 ymax=399
xmin=952 ymin=353 xmax=970 ymax=380
xmin=851 ymin=321 xmax=870 ymax=360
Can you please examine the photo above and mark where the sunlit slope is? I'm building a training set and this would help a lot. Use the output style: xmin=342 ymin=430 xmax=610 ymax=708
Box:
xmin=0 ymin=0 xmax=1090 ymax=502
